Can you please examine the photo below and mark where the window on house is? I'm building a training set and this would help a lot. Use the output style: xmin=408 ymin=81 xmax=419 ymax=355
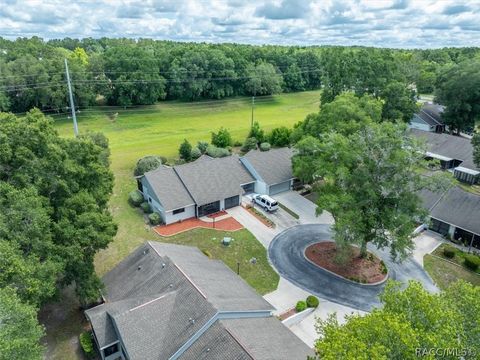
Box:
xmin=173 ymin=208 xmax=185 ymax=215
xmin=103 ymin=343 xmax=119 ymax=357
xmin=137 ymin=179 xmax=143 ymax=193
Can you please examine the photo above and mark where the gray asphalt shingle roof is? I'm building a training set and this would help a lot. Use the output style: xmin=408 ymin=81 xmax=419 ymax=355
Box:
xmin=419 ymin=186 xmax=480 ymax=236
xmin=243 ymin=147 xmax=294 ymax=185
xmin=410 ymin=129 xmax=478 ymax=171
xmin=429 ymin=186 xmax=480 ymax=236
xmin=86 ymin=242 xmax=309 ymax=360
xmin=414 ymin=103 xmax=444 ymax=126
xmin=174 ymin=155 xmax=255 ymax=206
xmin=144 ymin=166 xmax=194 ymax=211
xmin=222 ymin=317 xmax=314 ymax=360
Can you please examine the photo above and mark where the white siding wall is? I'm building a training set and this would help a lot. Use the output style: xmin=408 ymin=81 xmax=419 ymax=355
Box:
xmin=140 ymin=178 xmax=167 ymax=222
xmin=164 ymin=205 xmax=196 ymax=224
xmin=254 ymin=181 xmax=268 ymax=195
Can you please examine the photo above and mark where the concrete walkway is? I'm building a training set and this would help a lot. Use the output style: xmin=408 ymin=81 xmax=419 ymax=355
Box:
xmin=227 ymin=206 xmax=279 ymax=248
xmin=412 ymin=230 xmax=444 ymax=266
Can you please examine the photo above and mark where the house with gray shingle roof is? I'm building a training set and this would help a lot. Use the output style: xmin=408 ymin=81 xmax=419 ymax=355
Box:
xmin=419 ymin=186 xmax=480 ymax=250
xmin=85 ymin=242 xmax=313 ymax=360
xmin=410 ymin=129 xmax=479 ymax=184
xmin=409 ymin=103 xmax=445 ymax=133
xmin=137 ymin=148 xmax=295 ymax=224
xmin=240 ymin=147 xmax=295 ymax=196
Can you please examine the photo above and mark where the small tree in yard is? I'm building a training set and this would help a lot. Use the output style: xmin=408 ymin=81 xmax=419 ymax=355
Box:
xmin=294 ymin=121 xmax=449 ymax=260
xmin=179 ymin=139 xmax=192 ymax=161
xmin=211 ymin=127 xmax=232 ymax=148
xmin=248 ymin=121 xmax=265 ymax=143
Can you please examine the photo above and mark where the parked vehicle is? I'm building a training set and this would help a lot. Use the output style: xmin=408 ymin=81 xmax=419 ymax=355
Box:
xmin=254 ymin=194 xmax=279 ymax=212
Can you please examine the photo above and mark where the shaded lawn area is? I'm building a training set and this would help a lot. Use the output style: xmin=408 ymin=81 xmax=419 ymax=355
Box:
xmin=423 ymin=254 xmax=480 ymax=290
xmin=158 ymin=228 xmax=279 ymax=295
xmin=39 ymin=286 xmax=89 ymax=360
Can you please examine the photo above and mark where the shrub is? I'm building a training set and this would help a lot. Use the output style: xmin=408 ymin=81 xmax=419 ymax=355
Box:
xmin=380 ymin=260 xmax=388 ymax=275
xmin=128 ymin=190 xmax=144 ymax=207
xmin=268 ymin=126 xmax=292 ymax=147
xmin=179 ymin=139 xmax=192 ymax=161
xmin=134 ymin=155 xmax=162 ymax=176
xmin=233 ymin=140 xmax=242 ymax=147
xmin=211 ymin=127 xmax=232 ymax=148
xmin=306 ymin=295 xmax=319 ymax=308
xmin=197 ymin=141 xmax=209 ymax=154
xmin=443 ymin=245 xmax=456 ymax=259
xmin=260 ymin=142 xmax=271 ymax=151
xmin=191 ymin=147 xmax=202 ymax=159
xmin=295 ymin=300 xmax=307 ymax=312
xmin=241 ymin=137 xmax=257 ymax=153
xmin=140 ymin=202 xmax=152 ymax=213
xmin=206 ymin=145 xmax=230 ymax=158
xmin=79 ymin=332 xmax=95 ymax=359
xmin=148 ymin=212 xmax=162 ymax=225
xmin=464 ymin=254 xmax=480 ymax=271
xmin=248 ymin=121 xmax=265 ymax=143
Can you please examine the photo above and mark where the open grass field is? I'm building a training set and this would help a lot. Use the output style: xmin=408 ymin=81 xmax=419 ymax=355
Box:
xmin=42 ymin=91 xmax=319 ymax=359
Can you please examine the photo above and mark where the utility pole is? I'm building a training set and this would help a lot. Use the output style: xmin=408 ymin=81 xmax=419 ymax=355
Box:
xmin=64 ymin=58 xmax=79 ymax=137
xmin=250 ymin=93 xmax=255 ymax=128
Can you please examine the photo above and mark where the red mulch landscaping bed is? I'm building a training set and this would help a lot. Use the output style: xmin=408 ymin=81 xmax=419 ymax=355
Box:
xmin=305 ymin=242 xmax=387 ymax=284
xmin=278 ymin=308 xmax=297 ymax=321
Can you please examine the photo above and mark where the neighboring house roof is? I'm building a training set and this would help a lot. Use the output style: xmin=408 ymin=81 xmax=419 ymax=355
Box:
xmin=174 ymin=155 xmax=255 ymax=206
xmin=410 ymin=129 xmax=478 ymax=171
xmin=243 ymin=147 xmax=294 ymax=185
xmin=85 ymin=242 xmax=312 ymax=360
xmin=414 ymin=103 xmax=444 ymax=127
xmin=144 ymin=166 xmax=195 ymax=211
xmin=419 ymin=186 xmax=480 ymax=236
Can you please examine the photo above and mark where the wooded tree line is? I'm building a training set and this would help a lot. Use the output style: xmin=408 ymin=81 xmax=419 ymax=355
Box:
xmin=0 ymin=37 xmax=479 ymax=114
xmin=0 ymin=110 xmax=117 ymax=358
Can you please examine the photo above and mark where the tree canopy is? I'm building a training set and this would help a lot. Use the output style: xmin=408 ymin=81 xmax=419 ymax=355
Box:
xmin=313 ymin=281 xmax=480 ymax=360
xmin=0 ymin=109 xmax=117 ymax=304
xmin=292 ymin=94 xmax=449 ymax=259
xmin=0 ymin=287 xmax=45 ymax=360
xmin=1 ymin=37 xmax=478 ymax=113
xmin=435 ymin=59 xmax=480 ymax=134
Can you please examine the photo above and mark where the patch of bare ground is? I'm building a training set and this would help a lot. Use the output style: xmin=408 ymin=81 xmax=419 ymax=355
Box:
xmin=305 ymin=242 xmax=387 ymax=284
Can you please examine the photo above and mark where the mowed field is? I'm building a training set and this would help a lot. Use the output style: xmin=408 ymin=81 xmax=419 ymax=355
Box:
xmin=53 ymin=90 xmax=320 ymax=275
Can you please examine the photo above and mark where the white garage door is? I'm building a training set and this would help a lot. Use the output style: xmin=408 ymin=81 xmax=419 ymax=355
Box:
xmin=269 ymin=181 xmax=291 ymax=195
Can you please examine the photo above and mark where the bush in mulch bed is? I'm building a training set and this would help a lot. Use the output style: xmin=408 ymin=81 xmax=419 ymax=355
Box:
xmin=306 ymin=295 xmax=319 ymax=308
xmin=140 ymin=201 xmax=152 ymax=214
xmin=295 ymin=300 xmax=307 ymax=312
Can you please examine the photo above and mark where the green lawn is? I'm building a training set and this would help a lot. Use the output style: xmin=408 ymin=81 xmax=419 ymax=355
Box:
xmin=424 ymin=254 xmax=480 ymax=290
xmin=158 ymin=228 xmax=279 ymax=295
xmin=432 ymin=243 xmax=480 ymax=275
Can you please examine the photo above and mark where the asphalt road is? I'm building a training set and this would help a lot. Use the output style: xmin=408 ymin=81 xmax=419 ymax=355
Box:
xmin=268 ymin=224 xmax=438 ymax=312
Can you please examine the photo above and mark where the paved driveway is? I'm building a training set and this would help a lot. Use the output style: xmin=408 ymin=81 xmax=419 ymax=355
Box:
xmin=268 ymin=224 xmax=438 ymax=312
xmin=274 ymin=191 xmax=334 ymax=225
